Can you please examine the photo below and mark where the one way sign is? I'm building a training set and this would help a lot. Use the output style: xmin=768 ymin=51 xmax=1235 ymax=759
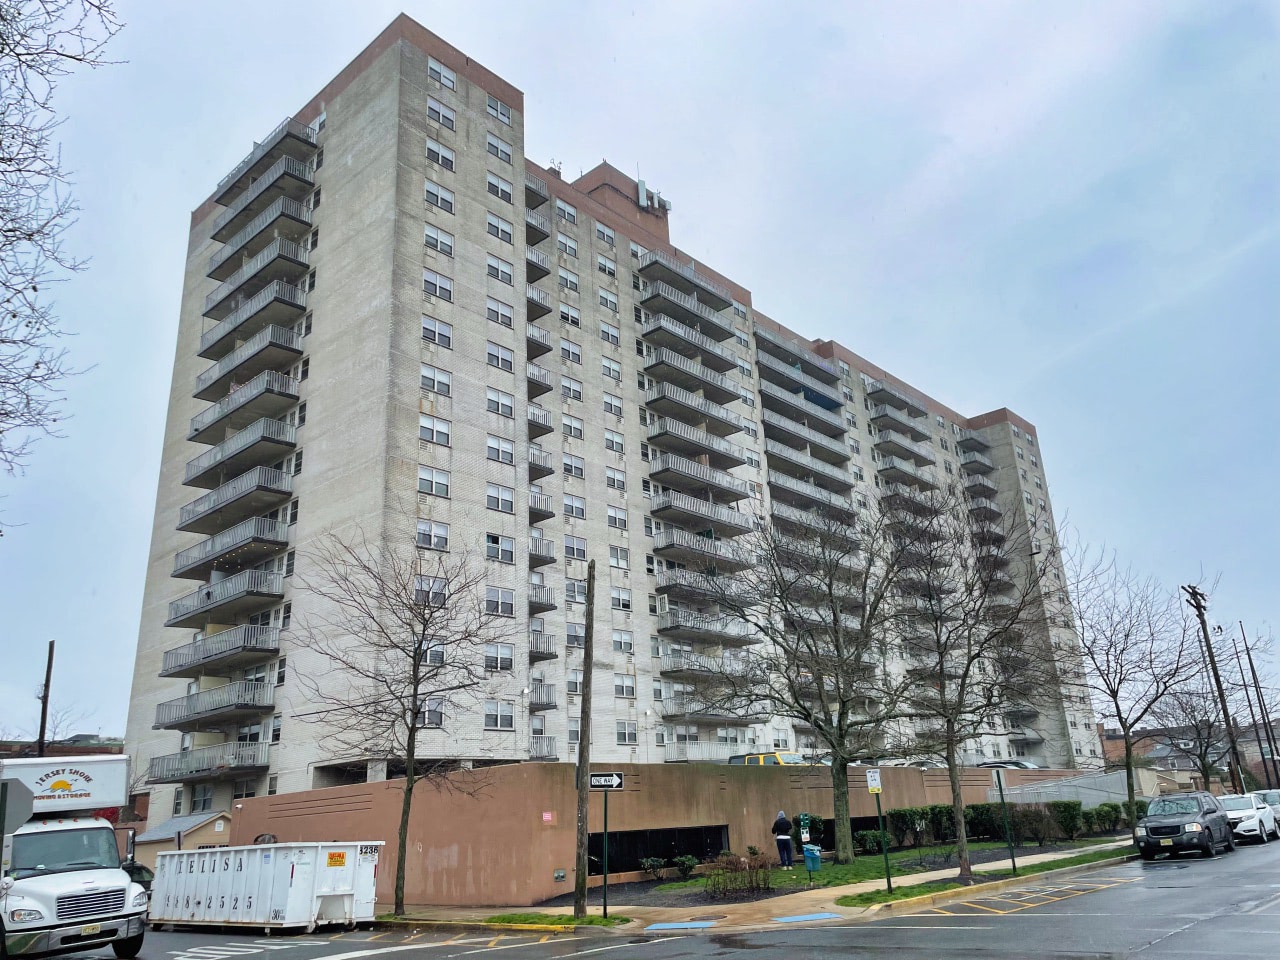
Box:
xmin=589 ymin=772 xmax=625 ymax=790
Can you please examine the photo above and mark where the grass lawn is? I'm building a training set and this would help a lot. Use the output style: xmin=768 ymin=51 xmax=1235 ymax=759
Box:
xmin=484 ymin=913 xmax=632 ymax=927
xmin=835 ymin=881 xmax=965 ymax=907
xmin=975 ymin=846 xmax=1132 ymax=877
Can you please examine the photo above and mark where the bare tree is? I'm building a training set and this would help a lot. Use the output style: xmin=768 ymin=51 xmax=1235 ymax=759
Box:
xmin=292 ymin=530 xmax=504 ymax=915
xmin=0 ymin=1 xmax=121 ymax=474
xmin=1145 ymin=684 xmax=1238 ymax=789
xmin=1067 ymin=546 xmax=1200 ymax=838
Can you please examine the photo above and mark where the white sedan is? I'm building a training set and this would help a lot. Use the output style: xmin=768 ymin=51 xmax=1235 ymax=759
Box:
xmin=1219 ymin=793 xmax=1279 ymax=843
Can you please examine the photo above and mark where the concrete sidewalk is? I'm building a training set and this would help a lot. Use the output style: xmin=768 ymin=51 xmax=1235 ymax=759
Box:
xmin=397 ymin=839 xmax=1132 ymax=934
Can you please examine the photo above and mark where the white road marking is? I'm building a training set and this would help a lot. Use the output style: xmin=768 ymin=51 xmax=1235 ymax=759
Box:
xmin=567 ymin=940 xmax=687 ymax=957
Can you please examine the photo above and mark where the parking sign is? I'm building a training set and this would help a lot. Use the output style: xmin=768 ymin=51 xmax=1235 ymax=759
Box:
xmin=866 ymin=768 xmax=882 ymax=794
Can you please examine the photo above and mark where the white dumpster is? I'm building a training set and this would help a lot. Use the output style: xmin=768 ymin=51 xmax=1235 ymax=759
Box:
xmin=149 ymin=842 xmax=382 ymax=931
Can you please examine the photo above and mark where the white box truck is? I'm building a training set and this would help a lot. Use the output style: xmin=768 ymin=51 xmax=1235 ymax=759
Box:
xmin=0 ymin=756 xmax=150 ymax=958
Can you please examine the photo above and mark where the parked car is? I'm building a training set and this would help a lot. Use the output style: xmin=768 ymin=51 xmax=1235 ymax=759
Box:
xmin=728 ymin=752 xmax=822 ymax=765
xmin=1251 ymin=789 xmax=1280 ymax=820
xmin=1135 ymin=791 xmax=1234 ymax=860
xmin=1219 ymin=793 xmax=1279 ymax=843
xmin=977 ymin=761 xmax=1016 ymax=768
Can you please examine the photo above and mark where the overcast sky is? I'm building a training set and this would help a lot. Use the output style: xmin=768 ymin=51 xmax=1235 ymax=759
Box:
xmin=1 ymin=1 xmax=1276 ymax=737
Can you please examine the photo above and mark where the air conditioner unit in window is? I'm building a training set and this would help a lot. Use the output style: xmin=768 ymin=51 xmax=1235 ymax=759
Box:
xmin=422 ymin=292 xmax=434 ymax=304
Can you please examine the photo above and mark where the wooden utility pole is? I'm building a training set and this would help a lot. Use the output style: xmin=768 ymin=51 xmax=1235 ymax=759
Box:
xmin=1181 ymin=586 xmax=1244 ymax=792
xmin=36 ymin=639 xmax=54 ymax=758
xmin=1230 ymin=632 xmax=1269 ymax=789
xmin=573 ymin=559 xmax=596 ymax=918
xmin=1241 ymin=624 xmax=1280 ymax=788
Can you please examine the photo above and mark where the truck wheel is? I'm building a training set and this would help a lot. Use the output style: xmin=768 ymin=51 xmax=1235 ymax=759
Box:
xmin=113 ymin=932 xmax=145 ymax=959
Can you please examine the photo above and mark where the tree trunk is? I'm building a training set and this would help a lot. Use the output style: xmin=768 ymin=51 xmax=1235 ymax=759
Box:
xmin=394 ymin=728 xmax=418 ymax=916
xmin=573 ymin=559 xmax=596 ymax=918
xmin=1122 ymin=728 xmax=1138 ymax=841
xmin=830 ymin=758 xmax=855 ymax=864
xmin=946 ymin=741 xmax=972 ymax=884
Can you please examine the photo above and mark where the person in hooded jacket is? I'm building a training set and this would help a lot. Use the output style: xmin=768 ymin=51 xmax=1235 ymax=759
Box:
xmin=772 ymin=810 xmax=794 ymax=869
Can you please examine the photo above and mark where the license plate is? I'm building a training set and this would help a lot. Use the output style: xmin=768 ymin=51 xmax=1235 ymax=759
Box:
xmin=1159 ymin=839 xmax=1173 ymax=846
xmin=80 ymin=924 xmax=102 ymax=936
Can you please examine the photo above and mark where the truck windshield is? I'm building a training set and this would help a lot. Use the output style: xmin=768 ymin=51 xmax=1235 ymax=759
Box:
xmin=1146 ymin=798 xmax=1200 ymax=817
xmin=8 ymin=827 xmax=120 ymax=879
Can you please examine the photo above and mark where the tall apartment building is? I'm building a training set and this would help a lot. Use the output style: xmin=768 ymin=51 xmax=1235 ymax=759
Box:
xmin=124 ymin=15 xmax=1101 ymax=823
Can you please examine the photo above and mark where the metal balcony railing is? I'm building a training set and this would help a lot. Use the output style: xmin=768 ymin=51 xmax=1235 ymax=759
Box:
xmin=161 ymin=624 xmax=280 ymax=676
xmin=199 ymin=280 xmax=306 ymax=356
xmin=525 ymin=208 xmax=551 ymax=235
xmin=208 ymin=197 xmax=311 ymax=275
xmin=529 ymin=584 xmax=556 ymax=608
xmin=216 ymin=118 xmax=316 ymax=195
xmin=529 ymin=632 xmax=558 ymax=659
xmin=639 ymin=249 xmax=733 ymax=303
xmin=173 ymin=517 xmax=289 ymax=575
xmin=212 ymin=156 xmax=313 ymax=237
xmin=642 ymin=280 xmax=733 ymax=338
xmin=179 ymin=465 xmax=292 ymax=529
xmin=648 ymin=453 xmax=749 ymax=498
xmin=961 ymin=451 xmax=995 ymax=472
xmin=646 ymin=417 xmax=747 ymax=463
xmin=185 ymin=419 xmax=296 ymax=484
xmin=166 ymin=570 xmax=284 ymax=626
xmin=154 ymin=680 xmax=274 ymax=728
xmin=659 ymin=651 xmax=716 ymax=675
xmin=646 ymin=347 xmax=740 ymax=398
xmin=650 ymin=491 xmax=754 ymax=532
xmin=641 ymin=315 xmax=739 ymax=370
xmin=529 ymin=735 xmax=557 ymax=759
xmin=765 ymin=440 xmax=854 ymax=487
xmin=526 ymin=323 xmax=551 ymax=350
xmin=767 ymin=471 xmax=858 ymax=513
xmin=526 ymin=284 xmax=551 ymax=308
xmin=194 ymin=325 xmax=301 ymax=398
xmin=866 ymin=379 xmax=928 ymax=417
xmin=190 ymin=371 xmax=299 ymax=439
xmin=524 ymin=171 xmax=549 ymax=203
xmin=753 ymin=324 xmax=839 ymax=379
xmin=529 ymin=682 xmax=557 ymax=708
xmin=663 ymin=741 xmax=737 ymax=763
xmin=644 ymin=382 xmax=745 ymax=431
xmin=759 ymin=380 xmax=845 ymax=432
xmin=147 ymin=741 xmax=270 ymax=783
xmin=205 ymin=239 xmax=308 ymax=315
xmin=761 ymin=410 xmax=851 ymax=461
xmin=653 ymin=528 xmax=751 ymax=566
xmin=529 ymin=538 xmax=557 ymax=561
xmin=656 ymin=610 xmax=754 ymax=642
xmin=757 ymin=352 xmax=843 ymax=405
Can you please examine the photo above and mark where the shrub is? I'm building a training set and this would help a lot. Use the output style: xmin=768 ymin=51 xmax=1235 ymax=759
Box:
xmin=1047 ymin=800 xmax=1083 ymax=840
xmin=887 ymin=807 xmax=922 ymax=848
xmin=854 ymin=829 xmax=890 ymax=854
xmin=639 ymin=857 xmax=667 ymax=881
xmin=1095 ymin=802 xmax=1123 ymax=832
xmin=672 ymin=855 xmax=700 ymax=880
xmin=964 ymin=803 xmax=1003 ymax=841
xmin=1079 ymin=809 xmax=1098 ymax=835
xmin=1122 ymin=799 xmax=1149 ymax=826
xmin=704 ymin=849 xmax=773 ymax=899
xmin=927 ymin=804 xmax=956 ymax=843
xmin=1012 ymin=804 xmax=1054 ymax=846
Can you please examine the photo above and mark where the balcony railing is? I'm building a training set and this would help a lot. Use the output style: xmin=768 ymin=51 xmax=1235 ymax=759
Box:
xmin=645 ymin=347 xmax=740 ymax=404
xmin=216 ymin=118 xmax=316 ymax=199
xmin=185 ymin=418 xmax=296 ymax=487
xmin=529 ymin=682 xmax=557 ymax=710
xmin=527 ymin=406 xmax=553 ymax=434
xmin=154 ymin=680 xmax=275 ymax=729
xmin=166 ymin=570 xmax=284 ymax=628
xmin=648 ymin=453 xmax=749 ymax=499
xmin=656 ymin=610 xmax=755 ymax=645
xmin=529 ymin=584 xmax=557 ymax=610
xmin=876 ymin=456 xmax=940 ymax=490
xmin=644 ymin=382 xmax=744 ymax=434
xmin=640 ymin=281 xmax=734 ymax=340
xmin=529 ymin=492 xmax=555 ymax=519
xmin=638 ymin=249 xmax=732 ymax=310
xmin=526 ymin=283 xmax=551 ymax=317
xmin=957 ymin=428 xmax=991 ymax=452
xmin=190 ymin=370 xmax=299 ymax=441
xmin=968 ymin=497 xmax=1003 ymax=520
xmin=208 ymin=197 xmax=311 ymax=278
xmin=529 ymin=632 xmax=558 ymax=661
xmin=204 ymin=238 xmax=308 ymax=317
xmin=525 ymin=207 xmax=552 ymax=239
xmin=529 ymin=735 xmax=558 ymax=759
xmin=659 ymin=651 xmax=716 ymax=676
xmin=525 ymin=246 xmax=551 ymax=280
xmin=526 ymin=323 xmax=552 ymax=356
xmin=767 ymin=470 xmax=858 ymax=515
xmin=866 ymin=379 xmax=928 ymax=417
xmin=147 ymin=741 xmax=271 ymax=783
xmin=160 ymin=624 xmax=280 ymax=677
xmin=650 ymin=491 xmax=754 ymax=534
xmin=529 ymin=538 xmax=557 ymax=564
xmin=765 ymin=440 xmax=855 ymax=490
xmin=757 ymin=352 xmax=843 ymax=408
xmin=527 ymin=448 xmax=553 ymax=477
xmin=753 ymin=324 xmax=839 ymax=381
xmin=173 ymin=517 xmax=289 ymax=578
xmin=663 ymin=741 xmax=738 ymax=763
xmin=178 ymin=465 xmax=292 ymax=533
xmin=960 ymin=451 xmax=995 ymax=473
xmin=761 ymin=410 xmax=851 ymax=463
xmin=646 ymin=417 xmax=747 ymax=468
xmin=873 ymin=430 xmax=936 ymax=466
xmin=194 ymin=325 xmax=301 ymax=400
xmin=199 ymin=280 xmax=306 ymax=359
xmin=211 ymin=155 xmax=314 ymax=240
xmin=640 ymin=315 xmax=738 ymax=372
xmin=524 ymin=171 xmax=549 ymax=207
xmin=759 ymin=380 xmax=845 ymax=434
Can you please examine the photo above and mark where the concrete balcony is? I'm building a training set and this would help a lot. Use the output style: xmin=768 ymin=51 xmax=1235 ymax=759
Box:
xmin=659 ymin=651 xmax=717 ymax=679
xmin=870 ymin=404 xmax=930 ymax=442
xmin=880 ymin=482 xmax=940 ymax=518
xmin=765 ymin=440 xmax=855 ymax=493
xmin=526 ymin=362 xmax=553 ymax=398
xmin=638 ymin=249 xmax=733 ymax=311
xmin=761 ymin=410 xmax=851 ymax=465
xmin=960 ymin=451 xmax=996 ymax=474
xmin=972 ymin=522 xmax=1007 ymax=546
xmin=655 ymin=569 xmax=724 ymax=601
xmin=194 ymin=325 xmax=302 ymax=401
xmin=525 ymin=245 xmax=551 ymax=282
xmin=178 ymin=465 xmax=293 ymax=534
xmin=146 ymin=741 xmax=270 ymax=784
xmin=527 ymin=448 xmax=554 ymax=480
xmin=211 ymin=156 xmax=314 ymax=242
xmin=650 ymin=491 xmax=754 ymax=537
xmin=653 ymin=528 xmax=752 ymax=571
xmin=1007 ymin=725 xmax=1045 ymax=744
xmin=165 ymin=570 xmax=285 ymax=629
xmin=189 ymin=371 xmax=299 ymax=444
xmin=657 ymin=610 xmax=756 ymax=646
xmin=528 ymin=492 xmax=555 ymax=522
xmin=214 ymin=117 xmax=317 ymax=207
xmin=646 ymin=417 xmax=747 ymax=470
xmin=529 ymin=631 xmax=558 ymax=662
xmin=757 ymin=352 xmax=842 ymax=410
xmin=964 ymin=473 xmax=998 ymax=498
xmin=640 ymin=281 xmax=734 ymax=341
xmin=767 ymin=470 xmax=858 ymax=518
xmin=527 ymin=406 xmax=554 ymax=438
xmin=663 ymin=741 xmax=738 ymax=763
xmin=956 ymin=428 xmax=990 ymax=452
xmin=207 ymin=196 xmax=312 ymax=281
xmin=524 ymin=171 xmax=550 ymax=208
xmin=154 ymin=680 xmax=275 ymax=731
xmin=771 ymin=502 xmax=860 ymax=538
xmin=876 ymin=455 xmax=939 ymax=491
xmin=644 ymin=348 xmax=741 ymax=405
xmin=525 ymin=207 xmax=551 ymax=245
xmin=659 ymin=696 xmax=753 ymax=724
xmin=759 ymin=380 xmax=845 ymax=436
xmin=525 ymin=323 xmax=552 ymax=358
xmin=526 ymin=283 xmax=552 ymax=320
xmin=173 ymin=517 xmax=289 ymax=580
xmin=873 ymin=431 xmax=936 ymax=467
xmin=866 ymin=380 xmax=927 ymax=417
xmin=989 ymin=571 xmax=1017 ymax=594
xmin=529 ymin=735 xmax=558 ymax=760
xmin=976 ymin=546 xmax=1011 ymax=569
xmin=528 ymin=537 xmax=557 ymax=567
xmin=204 ymin=238 xmax=309 ymax=320
xmin=640 ymin=315 xmax=738 ymax=373
xmin=753 ymin=324 xmax=839 ymax=384
xmin=529 ymin=584 xmax=557 ymax=613
xmin=529 ymin=681 xmax=557 ymax=711
xmin=159 ymin=624 xmax=280 ymax=679
xmin=184 ymin=418 xmax=296 ymax=489
xmin=645 ymin=382 xmax=744 ymax=436
xmin=648 ymin=453 xmax=749 ymax=501
xmin=199 ymin=280 xmax=307 ymax=360
xmin=968 ymin=497 xmax=1003 ymax=522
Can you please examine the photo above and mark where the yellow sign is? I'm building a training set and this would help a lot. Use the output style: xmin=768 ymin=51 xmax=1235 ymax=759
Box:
xmin=867 ymin=768 xmax=883 ymax=794
xmin=327 ymin=852 xmax=347 ymax=867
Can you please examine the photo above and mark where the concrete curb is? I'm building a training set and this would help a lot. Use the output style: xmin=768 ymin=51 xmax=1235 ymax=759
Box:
xmin=857 ymin=853 xmax=1139 ymax=916
xmin=372 ymin=918 xmax=588 ymax=935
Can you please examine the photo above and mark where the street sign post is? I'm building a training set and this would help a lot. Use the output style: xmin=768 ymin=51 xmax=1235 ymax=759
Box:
xmin=994 ymin=769 xmax=1018 ymax=875
xmin=589 ymin=772 xmax=625 ymax=916
xmin=867 ymin=769 xmax=891 ymax=892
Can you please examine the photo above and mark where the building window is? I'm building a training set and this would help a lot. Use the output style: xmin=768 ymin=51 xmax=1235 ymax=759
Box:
xmin=614 ymin=672 xmax=636 ymax=697
xmin=486 ymin=254 xmax=514 ymax=285
xmin=486 ymin=387 xmax=514 ymax=417
xmin=484 ymin=641 xmax=515 ymax=670
xmin=484 ymin=700 xmax=515 ymax=730
xmin=418 ymin=697 xmax=444 ymax=728
xmin=486 ymin=172 xmax=513 ymax=203
xmin=485 ymin=587 xmax=516 ymax=617
xmin=558 ymin=268 xmax=580 ymax=293
xmin=597 ymin=255 xmax=617 ymax=278
xmin=486 ymin=213 xmax=514 ymax=244
xmin=602 ymin=357 xmax=621 ymax=381
xmin=417 ymin=519 xmax=449 ymax=551
xmin=600 ymin=320 xmax=621 ymax=346
xmin=567 ymin=669 xmax=584 ymax=694
xmin=483 ymin=298 xmax=514 ymax=329
xmin=564 ymin=494 xmax=586 ymax=518
xmin=556 ymin=199 xmax=577 ymax=224
xmin=425 ymin=137 xmax=455 ymax=170
xmin=486 ymin=133 xmax=512 ymax=163
xmin=557 ymin=232 xmax=577 ymax=257
xmin=232 ymin=778 xmax=257 ymax=800
xmin=426 ymin=97 xmax=455 ymax=130
xmin=486 ymin=483 xmax=515 ymax=514
xmin=566 ymin=623 xmax=586 ymax=647
xmin=611 ymin=586 xmax=632 ymax=611
xmin=422 ymin=268 xmax=453 ymax=301
xmin=603 ymin=392 xmax=623 ymax=417
xmin=568 ymin=718 xmax=580 ymax=743
xmin=596 ymin=223 xmax=615 ymax=245
xmin=617 ymin=721 xmax=638 ymax=745
xmin=422 ymin=315 xmax=453 ymax=348
xmin=561 ymin=376 xmax=583 ymax=401
xmin=565 ymin=535 xmax=587 ymax=560
xmin=266 ymin=776 xmax=278 ymax=796
xmin=604 ymin=429 xmax=625 ymax=453
xmin=418 ymin=466 xmax=450 ymax=497
xmin=563 ymin=453 xmax=585 ymax=478
xmin=191 ymin=783 xmax=214 ymax=814
xmin=598 ymin=288 xmax=618 ymax=312
xmin=613 ymin=630 xmax=633 ymax=653
xmin=423 ymin=223 xmax=454 ymax=256
xmin=609 ymin=545 xmax=629 ymax=568
xmin=487 ymin=341 xmax=514 ymax=372
xmin=562 ymin=414 xmax=584 ymax=439
xmin=419 ymin=413 xmax=451 ymax=446
xmin=605 ymin=466 xmax=626 ymax=491
xmin=487 ymin=435 xmax=515 ymax=464
xmin=427 ymin=56 xmax=455 ymax=89
xmin=172 ymin=788 xmax=184 ymax=816
xmin=424 ymin=179 xmax=454 ymax=213
xmin=420 ymin=363 xmax=451 ymax=396
xmin=560 ymin=303 xmax=580 ymax=326
xmin=486 ymin=94 xmax=512 ymax=124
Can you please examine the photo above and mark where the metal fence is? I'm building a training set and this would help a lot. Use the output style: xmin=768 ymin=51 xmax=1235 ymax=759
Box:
xmin=988 ymin=769 xmax=1142 ymax=808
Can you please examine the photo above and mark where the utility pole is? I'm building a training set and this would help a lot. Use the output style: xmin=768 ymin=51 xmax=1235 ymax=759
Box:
xmin=35 ymin=639 xmax=54 ymax=758
xmin=1181 ymin=586 xmax=1244 ymax=793
xmin=572 ymin=559 xmax=596 ymax=918
xmin=1229 ymin=630 xmax=1269 ymax=789
xmin=1241 ymin=624 xmax=1280 ymax=788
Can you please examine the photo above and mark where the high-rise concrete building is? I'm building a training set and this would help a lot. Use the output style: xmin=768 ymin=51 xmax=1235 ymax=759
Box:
xmin=124 ymin=15 xmax=1101 ymax=823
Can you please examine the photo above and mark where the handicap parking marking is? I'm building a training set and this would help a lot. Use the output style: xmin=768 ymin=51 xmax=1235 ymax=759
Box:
xmin=923 ymin=876 xmax=1141 ymax=917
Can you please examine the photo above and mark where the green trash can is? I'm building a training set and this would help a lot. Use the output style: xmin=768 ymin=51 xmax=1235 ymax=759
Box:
xmin=803 ymin=844 xmax=822 ymax=872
